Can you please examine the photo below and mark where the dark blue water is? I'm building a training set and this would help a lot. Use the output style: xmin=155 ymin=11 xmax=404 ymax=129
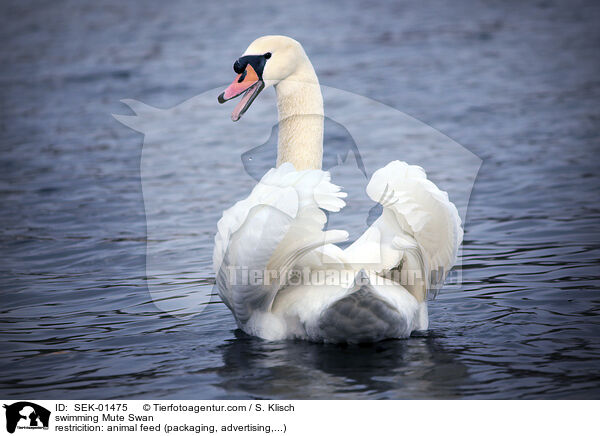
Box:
xmin=1 ymin=0 xmax=599 ymax=399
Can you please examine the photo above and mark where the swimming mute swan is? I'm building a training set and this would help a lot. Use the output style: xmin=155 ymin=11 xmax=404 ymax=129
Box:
xmin=214 ymin=35 xmax=462 ymax=343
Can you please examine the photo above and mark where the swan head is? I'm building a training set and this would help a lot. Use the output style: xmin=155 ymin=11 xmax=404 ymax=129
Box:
xmin=218 ymin=35 xmax=309 ymax=121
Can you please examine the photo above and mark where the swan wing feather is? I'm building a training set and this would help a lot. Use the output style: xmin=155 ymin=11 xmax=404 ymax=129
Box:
xmin=213 ymin=163 xmax=348 ymax=326
xmin=345 ymin=160 xmax=462 ymax=300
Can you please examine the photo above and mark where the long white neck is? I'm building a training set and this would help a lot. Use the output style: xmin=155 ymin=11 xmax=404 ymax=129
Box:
xmin=274 ymin=62 xmax=323 ymax=170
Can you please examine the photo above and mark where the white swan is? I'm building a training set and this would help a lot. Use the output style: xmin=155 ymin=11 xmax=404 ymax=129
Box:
xmin=213 ymin=35 xmax=462 ymax=343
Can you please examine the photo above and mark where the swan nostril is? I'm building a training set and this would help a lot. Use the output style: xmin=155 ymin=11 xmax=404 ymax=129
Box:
xmin=237 ymin=70 xmax=247 ymax=83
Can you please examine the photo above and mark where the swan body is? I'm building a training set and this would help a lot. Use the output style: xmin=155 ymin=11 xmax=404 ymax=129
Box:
xmin=214 ymin=36 xmax=462 ymax=343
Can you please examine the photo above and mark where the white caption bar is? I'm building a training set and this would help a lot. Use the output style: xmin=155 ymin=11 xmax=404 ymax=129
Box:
xmin=0 ymin=400 xmax=596 ymax=436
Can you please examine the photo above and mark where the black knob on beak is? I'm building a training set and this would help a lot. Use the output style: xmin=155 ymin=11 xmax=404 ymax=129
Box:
xmin=231 ymin=55 xmax=267 ymax=79
xmin=233 ymin=59 xmax=246 ymax=74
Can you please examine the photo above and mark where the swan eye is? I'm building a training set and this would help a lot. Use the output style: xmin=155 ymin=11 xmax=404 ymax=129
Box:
xmin=264 ymin=52 xmax=272 ymax=59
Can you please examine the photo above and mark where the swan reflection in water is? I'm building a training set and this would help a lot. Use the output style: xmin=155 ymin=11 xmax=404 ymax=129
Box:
xmin=210 ymin=330 xmax=469 ymax=399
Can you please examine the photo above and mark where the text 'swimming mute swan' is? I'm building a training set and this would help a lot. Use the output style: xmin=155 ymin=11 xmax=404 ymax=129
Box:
xmin=214 ymin=35 xmax=462 ymax=343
